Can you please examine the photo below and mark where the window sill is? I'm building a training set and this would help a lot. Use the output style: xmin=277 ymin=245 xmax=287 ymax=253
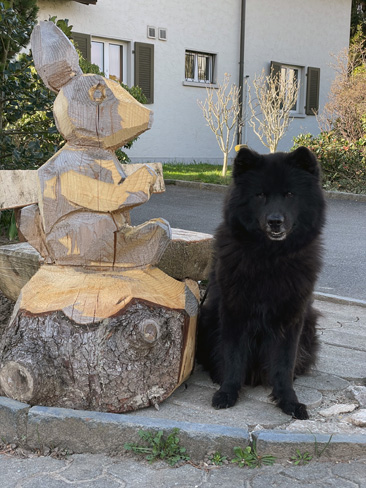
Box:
xmin=183 ymin=81 xmax=217 ymax=88
xmin=290 ymin=113 xmax=306 ymax=119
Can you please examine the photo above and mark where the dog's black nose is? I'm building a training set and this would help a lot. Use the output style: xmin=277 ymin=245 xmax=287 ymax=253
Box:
xmin=267 ymin=214 xmax=285 ymax=229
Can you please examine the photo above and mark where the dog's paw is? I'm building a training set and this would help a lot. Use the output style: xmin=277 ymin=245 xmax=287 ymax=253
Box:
xmin=292 ymin=403 xmax=309 ymax=420
xmin=280 ymin=401 xmax=309 ymax=420
xmin=212 ymin=389 xmax=238 ymax=409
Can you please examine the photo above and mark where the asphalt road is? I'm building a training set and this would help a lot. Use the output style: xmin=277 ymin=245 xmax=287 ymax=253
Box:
xmin=131 ymin=185 xmax=366 ymax=302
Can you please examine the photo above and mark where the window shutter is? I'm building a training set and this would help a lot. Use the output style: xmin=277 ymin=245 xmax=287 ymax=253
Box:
xmin=72 ymin=32 xmax=91 ymax=62
xmin=135 ymin=42 xmax=154 ymax=104
xmin=306 ymin=67 xmax=320 ymax=115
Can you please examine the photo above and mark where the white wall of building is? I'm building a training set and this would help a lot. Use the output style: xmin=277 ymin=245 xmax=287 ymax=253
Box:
xmin=37 ymin=0 xmax=351 ymax=162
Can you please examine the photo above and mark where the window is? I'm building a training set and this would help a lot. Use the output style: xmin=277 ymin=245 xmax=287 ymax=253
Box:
xmin=91 ymin=39 xmax=126 ymax=82
xmin=72 ymin=33 xmax=155 ymax=104
xmin=72 ymin=32 xmax=127 ymax=83
xmin=185 ymin=50 xmax=215 ymax=84
xmin=280 ymin=65 xmax=300 ymax=112
xmin=271 ymin=61 xmax=320 ymax=116
xmin=271 ymin=62 xmax=302 ymax=114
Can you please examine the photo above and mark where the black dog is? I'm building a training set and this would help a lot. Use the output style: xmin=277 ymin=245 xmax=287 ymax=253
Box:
xmin=196 ymin=146 xmax=326 ymax=420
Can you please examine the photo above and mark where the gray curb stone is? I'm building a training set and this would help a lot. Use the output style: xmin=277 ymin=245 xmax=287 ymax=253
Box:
xmin=0 ymin=396 xmax=30 ymax=444
xmin=165 ymin=179 xmax=227 ymax=193
xmin=253 ymin=430 xmax=366 ymax=461
xmin=21 ymin=403 xmax=249 ymax=461
xmin=164 ymin=178 xmax=366 ymax=201
xmin=314 ymin=292 xmax=366 ymax=308
xmin=1 ymin=397 xmax=365 ymax=462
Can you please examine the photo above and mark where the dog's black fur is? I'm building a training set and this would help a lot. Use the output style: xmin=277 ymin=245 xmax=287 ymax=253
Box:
xmin=196 ymin=146 xmax=326 ymax=420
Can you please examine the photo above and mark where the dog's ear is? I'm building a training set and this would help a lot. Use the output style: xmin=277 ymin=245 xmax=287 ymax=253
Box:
xmin=287 ymin=146 xmax=320 ymax=177
xmin=233 ymin=147 xmax=261 ymax=179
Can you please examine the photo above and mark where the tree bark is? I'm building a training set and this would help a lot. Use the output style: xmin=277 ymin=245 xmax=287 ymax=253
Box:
xmin=222 ymin=152 xmax=228 ymax=176
xmin=0 ymin=265 xmax=199 ymax=412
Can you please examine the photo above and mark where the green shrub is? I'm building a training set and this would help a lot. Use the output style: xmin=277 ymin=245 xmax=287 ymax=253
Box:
xmin=293 ymin=132 xmax=366 ymax=193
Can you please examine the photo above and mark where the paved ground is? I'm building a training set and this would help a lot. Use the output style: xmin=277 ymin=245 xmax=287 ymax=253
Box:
xmin=0 ymin=452 xmax=366 ymax=488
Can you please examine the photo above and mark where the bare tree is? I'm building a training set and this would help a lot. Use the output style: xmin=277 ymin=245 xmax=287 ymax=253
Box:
xmin=318 ymin=36 xmax=366 ymax=142
xmin=248 ymin=68 xmax=300 ymax=153
xmin=198 ymin=73 xmax=241 ymax=176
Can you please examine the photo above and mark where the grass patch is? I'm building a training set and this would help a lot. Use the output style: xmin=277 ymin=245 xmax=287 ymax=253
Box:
xmin=124 ymin=428 xmax=190 ymax=466
xmin=161 ymin=159 xmax=366 ymax=194
xmin=231 ymin=443 xmax=276 ymax=468
xmin=290 ymin=449 xmax=313 ymax=466
xmin=162 ymin=162 xmax=232 ymax=185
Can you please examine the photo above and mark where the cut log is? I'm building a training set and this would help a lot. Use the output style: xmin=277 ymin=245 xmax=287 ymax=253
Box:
xmin=0 ymin=171 xmax=38 ymax=210
xmin=0 ymin=243 xmax=44 ymax=301
xmin=14 ymin=264 xmax=196 ymax=322
xmin=158 ymin=228 xmax=213 ymax=281
xmin=31 ymin=21 xmax=82 ymax=93
xmin=0 ymin=265 xmax=199 ymax=411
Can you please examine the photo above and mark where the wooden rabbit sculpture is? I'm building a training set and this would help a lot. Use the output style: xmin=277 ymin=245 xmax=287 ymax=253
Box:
xmin=0 ymin=22 xmax=199 ymax=412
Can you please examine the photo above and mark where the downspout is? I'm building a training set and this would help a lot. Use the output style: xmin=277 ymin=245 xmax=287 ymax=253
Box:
xmin=237 ymin=0 xmax=246 ymax=145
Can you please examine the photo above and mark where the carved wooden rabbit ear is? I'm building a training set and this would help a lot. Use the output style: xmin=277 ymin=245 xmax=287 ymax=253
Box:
xmin=30 ymin=21 xmax=82 ymax=93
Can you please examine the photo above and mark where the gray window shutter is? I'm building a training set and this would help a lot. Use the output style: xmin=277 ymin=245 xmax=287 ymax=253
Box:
xmin=72 ymin=32 xmax=91 ymax=62
xmin=306 ymin=67 xmax=320 ymax=115
xmin=135 ymin=42 xmax=154 ymax=104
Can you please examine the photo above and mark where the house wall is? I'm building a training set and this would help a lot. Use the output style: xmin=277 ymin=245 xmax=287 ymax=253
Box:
xmin=37 ymin=0 xmax=351 ymax=162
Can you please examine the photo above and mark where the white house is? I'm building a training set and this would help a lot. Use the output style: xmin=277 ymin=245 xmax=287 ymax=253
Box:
xmin=36 ymin=0 xmax=352 ymax=163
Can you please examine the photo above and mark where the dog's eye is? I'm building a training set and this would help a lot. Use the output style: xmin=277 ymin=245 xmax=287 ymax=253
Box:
xmin=285 ymin=192 xmax=294 ymax=198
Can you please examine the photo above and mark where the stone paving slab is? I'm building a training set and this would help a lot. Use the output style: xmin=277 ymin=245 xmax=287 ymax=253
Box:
xmin=317 ymin=344 xmax=366 ymax=381
xmin=128 ymin=381 xmax=289 ymax=430
xmin=126 ymin=371 xmax=323 ymax=430
xmin=318 ymin=328 xmax=366 ymax=350
xmin=315 ymin=300 xmax=366 ymax=382
xmin=293 ymin=371 xmax=350 ymax=391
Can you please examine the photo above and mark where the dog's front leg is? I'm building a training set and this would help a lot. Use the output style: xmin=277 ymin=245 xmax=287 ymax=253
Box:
xmin=212 ymin=308 xmax=247 ymax=409
xmin=268 ymin=325 xmax=308 ymax=420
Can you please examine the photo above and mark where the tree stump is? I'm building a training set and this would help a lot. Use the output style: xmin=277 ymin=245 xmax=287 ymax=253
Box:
xmin=0 ymin=266 xmax=198 ymax=411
